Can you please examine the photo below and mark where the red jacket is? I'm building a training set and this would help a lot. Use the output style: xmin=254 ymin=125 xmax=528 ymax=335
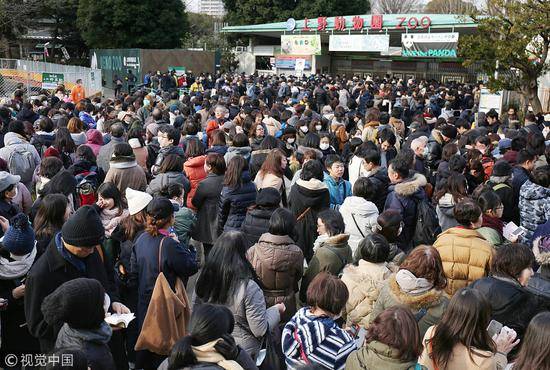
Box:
xmin=183 ymin=155 xmax=207 ymax=210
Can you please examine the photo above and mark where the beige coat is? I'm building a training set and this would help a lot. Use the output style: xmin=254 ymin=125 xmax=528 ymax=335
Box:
xmin=254 ymin=171 xmax=283 ymax=193
xmin=418 ymin=326 xmax=507 ymax=370
xmin=341 ymin=260 xmax=391 ymax=327
xmin=433 ymin=227 xmax=494 ymax=296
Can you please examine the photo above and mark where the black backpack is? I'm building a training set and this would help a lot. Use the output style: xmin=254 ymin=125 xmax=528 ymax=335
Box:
xmin=412 ymin=198 xmax=441 ymax=246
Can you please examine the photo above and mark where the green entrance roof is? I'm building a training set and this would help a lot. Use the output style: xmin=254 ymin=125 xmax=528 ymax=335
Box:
xmin=222 ymin=14 xmax=477 ymax=34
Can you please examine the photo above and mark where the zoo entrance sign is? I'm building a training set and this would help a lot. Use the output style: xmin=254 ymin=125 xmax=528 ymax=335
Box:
xmin=286 ymin=15 xmax=432 ymax=32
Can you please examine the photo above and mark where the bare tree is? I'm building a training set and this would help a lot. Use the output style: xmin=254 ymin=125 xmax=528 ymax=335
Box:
xmin=373 ymin=0 xmax=421 ymax=13
xmin=424 ymin=0 xmax=478 ymax=14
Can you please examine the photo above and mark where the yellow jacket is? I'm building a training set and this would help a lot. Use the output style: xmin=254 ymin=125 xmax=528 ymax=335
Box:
xmin=433 ymin=227 xmax=494 ymax=296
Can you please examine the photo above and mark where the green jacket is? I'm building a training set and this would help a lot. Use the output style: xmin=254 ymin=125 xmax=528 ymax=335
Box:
xmin=174 ymin=206 xmax=196 ymax=247
xmin=346 ymin=341 xmax=421 ymax=370
xmin=300 ymin=233 xmax=352 ymax=303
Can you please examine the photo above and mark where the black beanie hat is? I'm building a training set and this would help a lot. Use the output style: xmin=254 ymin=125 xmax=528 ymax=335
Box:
xmin=256 ymin=187 xmax=281 ymax=207
xmin=492 ymin=160 xmax=513 ymax=177
xmin=61 ymin=205 xmax=105 ymax=247
xmin=41 ymin=278 xmax=105 ymax=330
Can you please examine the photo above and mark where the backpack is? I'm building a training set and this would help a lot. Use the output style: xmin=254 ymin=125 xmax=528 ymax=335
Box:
xmin=75 ymin=167 xmax=99 ymax=206
xmin=8 ymin=147 xmax=35 ymax=184
xmin=412 ymin=198 xmax=441 ymax=246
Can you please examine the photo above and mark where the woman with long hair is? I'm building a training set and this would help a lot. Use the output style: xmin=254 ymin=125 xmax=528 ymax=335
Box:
xmin=419 ymin=288 xmax=518 ymax=370
xmin=217 ymin=156 xmax=256 ymax=234
xmin=158 ymin=304 xmax=256 ymax=370
xmin=33 ymin=194 xmax=70 ymax=255
xmin=131 ymin=197 xmax=198 ymax=369
xmin=183 ymin=137 xmax=207 ymax=211
xmin=510 ymin=312 xmax=550 ymax=370
xmin=370 ymin=245 xmax=449 ymax=338
xmin=195 ymin=231 xmax=283 ymax=359
xmin=53 ymin=127 xmax=76 ymax=168
xmin=346 ymin=306 xmax=422 ymax=369
xmin=147 ymin=154 xmax=190 ymax=198
xmin=434 ymin=174 xmax=468 ymax=232
xmin=254 ymin=149 xmax=287 ymax=206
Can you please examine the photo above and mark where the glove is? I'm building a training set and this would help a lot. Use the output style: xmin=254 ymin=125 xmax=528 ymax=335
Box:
xmin=214 ymin=334 xmax=240 ymax=361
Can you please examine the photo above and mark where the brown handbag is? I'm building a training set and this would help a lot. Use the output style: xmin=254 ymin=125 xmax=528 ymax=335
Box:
xmin=135 ymin=237 xmax=191 ymax=355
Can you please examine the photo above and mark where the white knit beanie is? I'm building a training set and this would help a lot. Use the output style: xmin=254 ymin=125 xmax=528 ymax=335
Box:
xmin=125 ymin=188 xmax=153 ymax=216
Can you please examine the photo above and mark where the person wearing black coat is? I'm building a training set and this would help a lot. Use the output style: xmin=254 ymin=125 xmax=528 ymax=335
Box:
xmin=217 ymin=157 xmax=257 ymax=235
xmin=289 ymin=160 xmax=330 ymax=262
xmin=527 ymin=234 xmax=550 ymax=312
xmin=240 ymin=187 xmax=281 ymax=249
xmin=24 ymin=206 xmax=124 ymax=353
xmin=191 ymin=155 xmax=226 ymax=258
xmin=470 ymin=244 xmax=540 ymax=346
xmin=487 ymin=160 xmax=519 ymax=223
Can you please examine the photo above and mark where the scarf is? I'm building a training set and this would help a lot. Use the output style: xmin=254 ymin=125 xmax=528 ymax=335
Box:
xmin=192 ymin=340 xmax=243 ymax=370
xmin=0 ymin=246 xmax=37 ymax=279
xmin=482 ymin=214 xmax=504 ymax=235
xmin=395 ymin=269 xmax=433 ymax=295
xmin=99 ymin=207 xmax=129 ymax=237
xmin=55 ymin=232 xmax=86 ymax=273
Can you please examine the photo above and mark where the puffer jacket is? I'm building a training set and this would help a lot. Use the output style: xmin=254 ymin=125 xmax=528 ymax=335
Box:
xmin=436 ymin=193 xmax=458 ymax=232
xmin=300 ymin=234 xmax=353 ymax=303
xmin=341 ymin=260 xmax=391 ymax=327
xmin=184 ymin=155 xmax=207 ymax=210
xmin=323 ymin=173 xmax=352 ymax=210
xmin=289 ymin=178 xmax=330 ymax=262
xmin=367 ymin=167 xmax=390 ymax=212
xmin=384 ymin=173 xmax=427 ymax=252
xmin=519 ymin=180 xmax=550 ymax=241
xmin=240 ymin=206 xmax=277 ymax=249
xmin=224 ymin=146 xmax=252 ymax=164
xmin=433 ymin=227 xmax=494 ymax=296
xmin=146 ymin=171 xmax=191 ymax=197
xmin=339 ymin=196 xmax=379 ymax=255
xmin=217 ymin=171 xmax=257 ymax=234
xmin=346 ymin=340 xmax=418 ymax=370
xmin=370 ymin=274 xmax=449 ymax=338
xmin=247 ymin=233 xmax=303 ymax=321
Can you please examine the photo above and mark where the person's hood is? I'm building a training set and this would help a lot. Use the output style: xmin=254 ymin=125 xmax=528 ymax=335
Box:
xmin=319 ymin=233 xmax=350 ymax=248
xmin=521 ymin=180 xmax=550 ymax=201
xmin=296 ymin=178 xmax=327 ymax=191
xmin=185 ymin=155 xmax=206 ymax=168
xmin=387 ymin=275 xmax=444 ymax=309
xmin=342 ymin=260 xmax=390 ymax=285
xmin=86 ymin=129 xmax=103 ymax=145
xmin=365 ymin=120 xmax=380 ymax=128
xmin=4 ymin=132 xmax=27 ymax=146
xmin=257 ymin=232 xmax=295 ymax=248
xmin=159 ymin=171 xmax=186 ymax=183
xmin=56 ymin=322 xmax=112 ymax=347
xmin=438 ymin=193 xmax=456 ymax=208
xmin=227 ymin=146 xmax=251 ymax=155
xmin=296 ymin=145 xmax=323 ymax=159
xmin=341 ymin=196 xmax=379 ymax=217
xmin=392 ymin=173 xmax=427 ymax=197
xmin=357 ymin=340 xmax=416 ymax=368
xmin=34 ymin=131 xmax=56 ymax=138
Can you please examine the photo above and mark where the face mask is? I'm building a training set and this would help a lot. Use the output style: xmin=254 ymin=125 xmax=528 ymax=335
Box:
xmin=143 ymin=99 xmax=150 ymax=107
xmin=315 ymin=125 xmax=322 ymax=131
xmin=320 ymin=143 xmax=330 ymax=151
xmin=103 ymin=293 xmax=111 ymax=314
xmin=11 ymin=186 xmax=17 ymax=198
xmin=287 ymin=138 xmax=295 ymax=144
xmin=423 ymin=147 xmax=429 ymax=157
xmin=300 ymin=126 xmax=309 ymax=133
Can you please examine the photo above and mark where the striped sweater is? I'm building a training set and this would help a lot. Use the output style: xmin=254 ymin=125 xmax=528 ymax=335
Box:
xmin=282 ymin=307 xmax=356 ymax=370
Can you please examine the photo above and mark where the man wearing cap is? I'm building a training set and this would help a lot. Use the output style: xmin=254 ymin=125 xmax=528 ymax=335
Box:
xmin=25 ymin=205 xmax=128 ymax=353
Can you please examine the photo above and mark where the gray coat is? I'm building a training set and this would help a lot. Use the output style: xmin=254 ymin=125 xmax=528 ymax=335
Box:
xmin=224 ymin=146 xmax=251 ymax=164
xmin=436 ymin=193 xmax=458 ymax=232
xmin=96 ymin=136 xmax=125 ymax=173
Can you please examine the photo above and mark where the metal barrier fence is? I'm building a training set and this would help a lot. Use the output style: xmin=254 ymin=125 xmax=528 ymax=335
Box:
xmin=0 ymin=59 xmax=102 ymax=99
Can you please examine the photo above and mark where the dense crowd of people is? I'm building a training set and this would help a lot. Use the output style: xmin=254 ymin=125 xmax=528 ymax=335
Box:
xmin=0 ymin=71 xmax=549 ymax=370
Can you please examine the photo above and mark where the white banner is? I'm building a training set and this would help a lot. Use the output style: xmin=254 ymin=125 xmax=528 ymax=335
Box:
xmin=329 ymin=35 xmax=390 ymax=52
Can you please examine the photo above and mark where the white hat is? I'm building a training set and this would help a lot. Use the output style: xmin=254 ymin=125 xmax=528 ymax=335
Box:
xmin=125 ymin=188 xmax=152 ymax=216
